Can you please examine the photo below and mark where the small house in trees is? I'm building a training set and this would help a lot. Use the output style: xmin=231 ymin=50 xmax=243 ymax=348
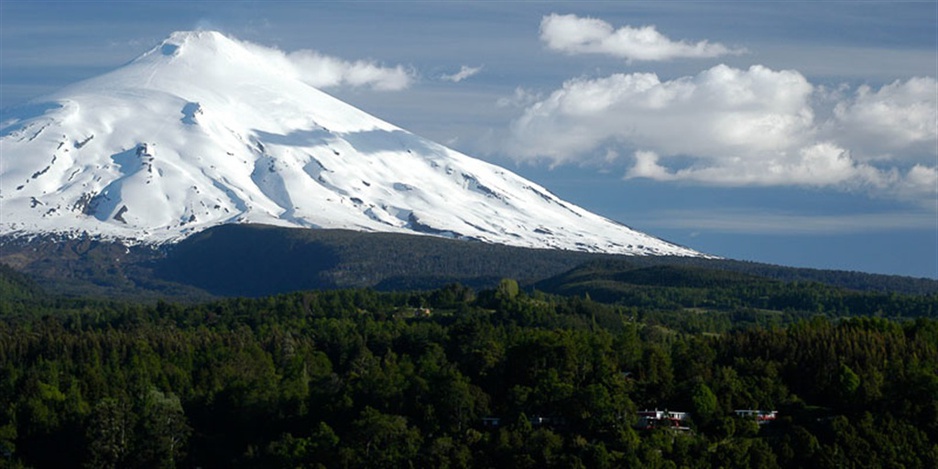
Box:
xmin=636 ymin=409 xmax=690 ymax=431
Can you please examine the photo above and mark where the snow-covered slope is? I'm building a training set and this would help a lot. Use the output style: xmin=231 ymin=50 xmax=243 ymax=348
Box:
xmin=0 ymin=31 xmax=702 ymax=257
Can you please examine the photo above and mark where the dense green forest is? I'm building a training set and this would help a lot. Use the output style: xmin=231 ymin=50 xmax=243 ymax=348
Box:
xmin=1 ymin=265 xmax=937 ymax=468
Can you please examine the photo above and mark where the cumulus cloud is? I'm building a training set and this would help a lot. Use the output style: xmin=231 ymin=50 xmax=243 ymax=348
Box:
xmin=540 ymin=13 xmax=743 ymax=61
xmin=829 ymin=77 xmax=938 ymax=161
xmin=509 ymin=64 xmax=815 ymax=161
xmin=623 ymin=144 xmax=915 ymax=194
xmin=442 ymin=65 xmax=484 ymax=83
xmin=237 ymin=38 xmax=414 ymax=91
xmin=506 ymin=64 xmax=937 ymax=203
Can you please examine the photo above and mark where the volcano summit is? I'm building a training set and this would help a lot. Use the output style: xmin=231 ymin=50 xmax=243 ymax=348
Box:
xmin=1 ymin=31 xmax=701 ymax=257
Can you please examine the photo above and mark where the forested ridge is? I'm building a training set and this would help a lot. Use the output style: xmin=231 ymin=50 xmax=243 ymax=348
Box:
xmin=4 ymin=226 xmax=937 ymax=301
xmin=1 ymin=266 xmax=937 ymax=468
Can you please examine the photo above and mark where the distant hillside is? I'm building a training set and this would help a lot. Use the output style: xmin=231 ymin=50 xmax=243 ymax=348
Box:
xmin=640 ymin=257 xmax=938 ymax=294
xmin=0 ymin=235 xmax=211 ymax=301
xmin=1 ymin=224 xmax=936 ymax=299
xmin=153 ymin=224 xmax=605 ymax=296
xmin=534 ymin=260 xmax=938 ymax=318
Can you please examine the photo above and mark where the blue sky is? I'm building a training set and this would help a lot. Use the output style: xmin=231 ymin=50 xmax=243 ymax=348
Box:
xmin=2 ymin=1 xmax=936 ymax=278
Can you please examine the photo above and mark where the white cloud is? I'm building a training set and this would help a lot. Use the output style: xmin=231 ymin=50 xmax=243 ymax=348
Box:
xmin=627 ymin=150 xmax=674 ymax=181
xmin=899 ymin=164 xmax=938 ymax=201
xmin=540 ymin=13 xmax=743 ymax=62
xmin=506 ymin=64 xmax=937 ymax=203
xmin=442 ymin=65 xmax=483 ymax=83
xmin=627 ymin=144 xmax=902 ymax=191
xmin=287 ymin=50 xmax=414 ymax=91
xmin=509 ymin=64 xmax=815 ymax=162
xmin=238 ymin=39 xmax=414 ymax=91
xmin=829 ymin=77 xmax=938 ymax=161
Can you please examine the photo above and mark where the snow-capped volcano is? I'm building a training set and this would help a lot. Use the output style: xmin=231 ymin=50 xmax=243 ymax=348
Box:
xmin=1 ymin=31 xmax=701 ymax=257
